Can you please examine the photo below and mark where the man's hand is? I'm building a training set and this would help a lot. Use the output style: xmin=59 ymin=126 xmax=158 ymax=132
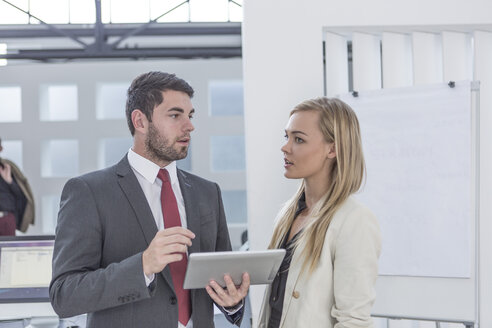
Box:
xmin=142 ymin=227 xmax=195 ymax=276
xmin=0 ymin=163 xmax=12 ymax=184
xmin=205 ymin=272 xmax=250 ymax=308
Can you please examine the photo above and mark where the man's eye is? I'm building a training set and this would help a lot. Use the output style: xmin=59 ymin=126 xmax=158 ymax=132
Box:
xmin=170 ymin=114 xmax=178 ymax=118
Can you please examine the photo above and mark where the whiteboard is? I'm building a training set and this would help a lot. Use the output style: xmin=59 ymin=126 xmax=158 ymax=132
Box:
xmin=338 ymin=81 xmax=479 ymax=323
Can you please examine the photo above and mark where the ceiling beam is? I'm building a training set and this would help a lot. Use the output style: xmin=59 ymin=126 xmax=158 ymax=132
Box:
xmin=0 ymin=47 xmax=242 ymax=61
xmin=0 ymin=23 xmax=241 ymax=39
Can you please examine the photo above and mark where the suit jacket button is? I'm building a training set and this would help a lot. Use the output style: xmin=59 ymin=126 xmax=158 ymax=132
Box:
xmin=292 ymin=291 xmax=300 ymax=299
xmin=170 ymin=296 xmax=177 ymax=305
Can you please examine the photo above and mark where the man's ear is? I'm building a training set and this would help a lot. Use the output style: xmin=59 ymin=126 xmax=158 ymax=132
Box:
xmin=131 ymin=109 xmax=148 ymax=133
xmin=327 ymin=142 xmax=336 ymax=159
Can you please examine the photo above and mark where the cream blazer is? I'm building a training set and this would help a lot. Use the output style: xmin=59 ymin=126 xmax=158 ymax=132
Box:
xmin=258 ymin=196 xmax=381 ymax=328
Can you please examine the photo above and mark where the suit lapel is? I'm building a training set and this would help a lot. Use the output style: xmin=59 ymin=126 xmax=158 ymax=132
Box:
xmin=115 ymin=156 xmax=174 ymax=290
xmin=279 ymin=245 xmax=303 ymax=328
xmin=177 ymin=169 xmax=202 ymax=303
xmin=177 ymin=169 xmax=201 ymax=254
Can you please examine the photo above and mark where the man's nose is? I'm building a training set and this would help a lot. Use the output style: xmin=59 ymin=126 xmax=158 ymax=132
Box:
xmin=184 ymin=118 xmax=195 ymax=132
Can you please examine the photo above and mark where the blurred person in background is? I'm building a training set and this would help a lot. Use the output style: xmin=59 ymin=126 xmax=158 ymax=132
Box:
xmin=0 ymin=137 xmax=35 ymax=235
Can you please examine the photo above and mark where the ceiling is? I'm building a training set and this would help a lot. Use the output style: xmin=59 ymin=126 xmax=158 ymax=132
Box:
xmin=0 ymin=0 xmax=242 ymax=64
xmin=0 ymin=22 xmax=242 ymax=63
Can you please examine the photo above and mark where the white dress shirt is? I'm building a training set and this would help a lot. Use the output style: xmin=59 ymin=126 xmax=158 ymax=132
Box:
xmin=127 ymin=149 xmax=192 ymax=328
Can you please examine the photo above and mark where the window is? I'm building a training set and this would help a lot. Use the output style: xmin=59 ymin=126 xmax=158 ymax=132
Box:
xmin=0 ymin=140 xmax=23 ymax=170
xmin=209 ymin=80 xmax=244 ymax=116
xmin=106 ymin=0 xmax=150 ymax=23
xmin=152 ymin=0 xmax=189 ymax=23
xmin=99 ymin=137 xmax=133 ymax=169
xmin=0 ymin=44 xmax=7 ymax=66
xmin=0 ymin=0 xmax=29 ymax=24
xmin=40 ymin=85 xmax=78 ymax=121
xmin=190 ymin=0 xmax=228 ymax=22
xmin=30 ymin=0 xmax=69 ymax=24
xmin=69 ymin=0 xmax=96 ymax=24
xmin=210 ymin=136 xmax=245 ymax=171
xmin=96 ymin=83 xmax=129 ymax=120
xmin=0 ymin=0 xmax=242 ymax=24
xmin=41 ymin=139 xmax=79 ymax=177
xmin=0 ymin=86 xmax=22 ymax=122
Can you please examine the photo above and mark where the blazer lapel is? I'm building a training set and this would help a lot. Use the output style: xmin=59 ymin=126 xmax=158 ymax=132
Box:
xmin=177 ymin=169 xmax=201 ymax=302
xmin=177 ymin=169 xmax=201 ymax=255
xmin=279 ymin=246 xmax=303 ymax=328
xmin=115 ymin=155 xmax=174 ymax=290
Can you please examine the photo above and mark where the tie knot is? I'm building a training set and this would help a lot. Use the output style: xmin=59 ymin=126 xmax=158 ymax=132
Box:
xmin=157 ymin=168 xmax=170 ymax=183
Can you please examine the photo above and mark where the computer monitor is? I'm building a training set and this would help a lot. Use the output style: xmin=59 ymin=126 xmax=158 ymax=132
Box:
xmin=0 ymin=235 xmax=57 ymax=320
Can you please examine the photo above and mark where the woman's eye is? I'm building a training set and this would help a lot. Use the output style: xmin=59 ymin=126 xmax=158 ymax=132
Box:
xmin=295 ymin=137 xmax=304 ymax=143
xmin=284 ymin=134 xmax=288 ymax=139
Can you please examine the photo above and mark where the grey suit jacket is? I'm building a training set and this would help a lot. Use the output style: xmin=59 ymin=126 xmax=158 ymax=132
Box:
xmin=50 ymin=155 xmax=235 ymax=328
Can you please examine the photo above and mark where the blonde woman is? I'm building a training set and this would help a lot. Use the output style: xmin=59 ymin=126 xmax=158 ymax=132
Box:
xmin=258 ymin=97 xmax=382 ymax=328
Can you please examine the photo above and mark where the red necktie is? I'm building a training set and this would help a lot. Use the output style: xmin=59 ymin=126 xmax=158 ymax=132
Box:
xmin=158 ymin=168 xmax=191 ymax=326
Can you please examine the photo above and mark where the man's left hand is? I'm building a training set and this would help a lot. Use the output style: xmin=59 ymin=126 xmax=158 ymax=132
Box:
xmin=205 ymin=272 xmax=250 ymax=308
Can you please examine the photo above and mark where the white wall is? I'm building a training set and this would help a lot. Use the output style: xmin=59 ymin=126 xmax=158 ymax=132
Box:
xmin=242 ymin=0 xmax=492 ymax=326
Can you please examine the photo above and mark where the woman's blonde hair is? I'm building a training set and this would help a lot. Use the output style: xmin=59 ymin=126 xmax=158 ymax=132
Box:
xmin=268 ymin=97 xmax=365 ymax=274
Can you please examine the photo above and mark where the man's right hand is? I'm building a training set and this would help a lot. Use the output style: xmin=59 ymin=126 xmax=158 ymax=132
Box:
xmin=142 ymin=227 xmax=195 ymax=276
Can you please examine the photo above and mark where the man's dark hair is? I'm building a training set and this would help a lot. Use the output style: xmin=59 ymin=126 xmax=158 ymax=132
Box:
xmin=125 ymin=71 xmax=194 ymax=135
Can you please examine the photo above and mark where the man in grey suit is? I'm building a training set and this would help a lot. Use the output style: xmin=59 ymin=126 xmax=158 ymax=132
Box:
xmin=50 ymin=71 xmax=250 ymax=328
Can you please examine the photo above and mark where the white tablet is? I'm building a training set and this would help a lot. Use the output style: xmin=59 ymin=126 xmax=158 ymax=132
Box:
xmin=183 ymin=249 xmax=286 ymax=289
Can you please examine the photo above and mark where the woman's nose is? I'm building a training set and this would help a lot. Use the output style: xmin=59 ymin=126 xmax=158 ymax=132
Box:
xmin=281 ymin=141 xmax=290 ymax=154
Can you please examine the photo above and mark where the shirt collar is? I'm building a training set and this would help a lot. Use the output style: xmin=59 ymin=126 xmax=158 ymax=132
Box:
xmin=127 ymin=148 xmax=179 ymax=185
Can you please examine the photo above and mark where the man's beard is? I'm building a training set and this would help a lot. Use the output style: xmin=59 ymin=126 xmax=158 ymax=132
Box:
xmin=145 ymin=122 xmax=189 ymax=163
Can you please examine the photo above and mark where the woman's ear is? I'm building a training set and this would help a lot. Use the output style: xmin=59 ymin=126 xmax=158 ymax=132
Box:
xmin=131 ymin=109 xmax=148 ymax=133
xmin=327 ymin=142 xmax=337 ymax=159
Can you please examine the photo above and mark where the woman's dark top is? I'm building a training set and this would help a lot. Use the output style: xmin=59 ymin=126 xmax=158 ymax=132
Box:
xmin=267 ymin=193 xmax=307 ymax=328
xmin=0 ymin=174 xmax=27 ymax=226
